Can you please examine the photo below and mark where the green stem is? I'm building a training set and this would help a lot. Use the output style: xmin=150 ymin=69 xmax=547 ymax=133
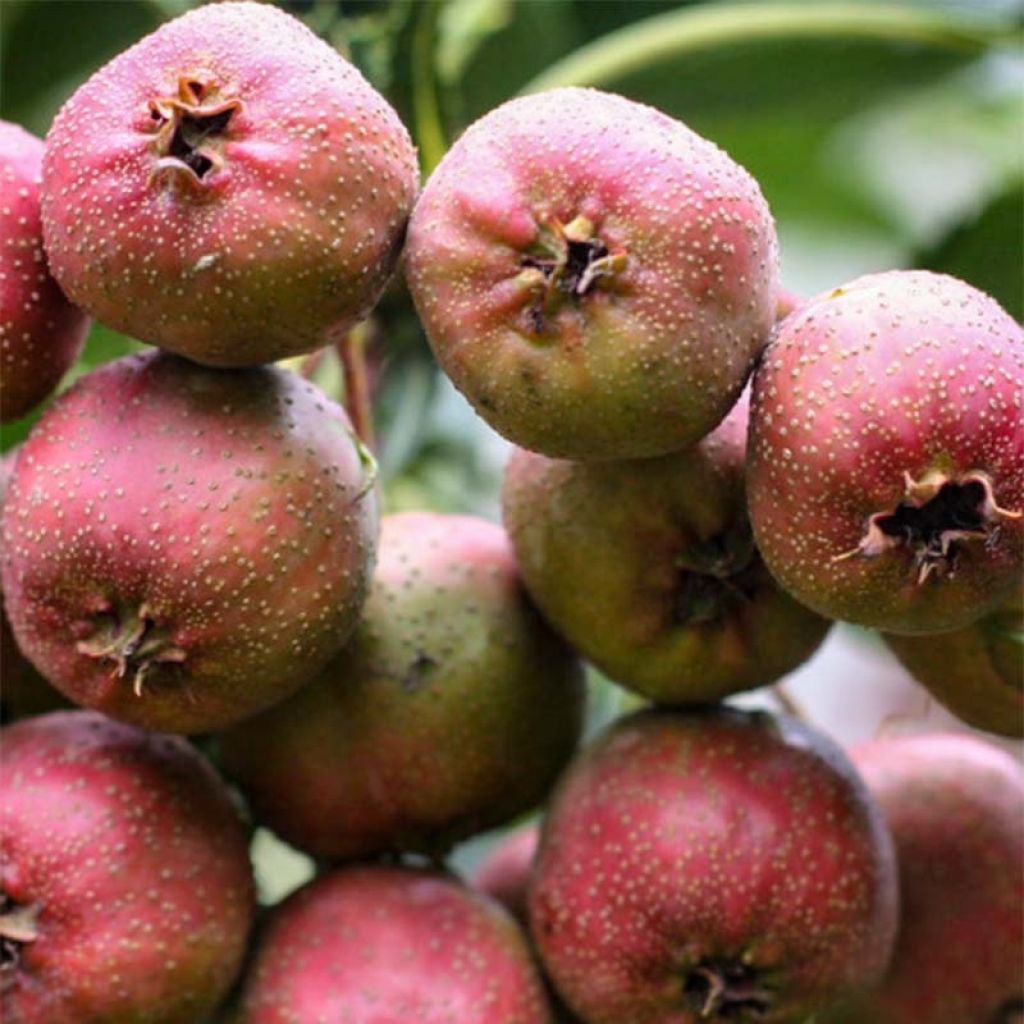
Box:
xmin=521 ymin=2 xmax=1009 ymax=94
xmin=412 ymin=0 xmax=448 ymax=176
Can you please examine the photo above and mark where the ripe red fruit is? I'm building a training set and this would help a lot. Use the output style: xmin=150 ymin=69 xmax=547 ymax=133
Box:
xmin=748 ymin=270 xmax=1023 ymax=634
xmin=883 ymin=589 xmax=1023 ymax=737
xmin=1 ymin=351 xmax=378 ymax=734
xmin=825 ymin=733 xmax=1024 ymax=1024
xmin=0 ymin=710 xmax=255 ymax=1023
xmin=530 ymin=708 xmax=898 ymax=1023
xmin=472 ymin=823 xmax=540 ymax=925
xmin=41 ymin=1 xmax=418 ymax=367
xmin=405 ymin=86 xmax=779 ymax=460
xmin=235 ymin=864 xmax=552 ymax=1023
xmin=502 ymin=392 xmax=830 ymax=704
xmin=220 ymin=512 xmax=584 ymax=859
xmin=0 ymin=121 xmax=88 ymax=423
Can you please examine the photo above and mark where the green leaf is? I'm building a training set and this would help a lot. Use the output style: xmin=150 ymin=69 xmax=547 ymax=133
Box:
xmin=915 ymin=183 xmax=1024 ymax=318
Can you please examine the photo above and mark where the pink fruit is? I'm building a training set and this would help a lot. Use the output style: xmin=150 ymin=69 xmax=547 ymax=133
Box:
xmin=502 ymin=391 xmax=830 ymax=704
xmin=41 ymin=1 xmax=418 ymax=367
xmin=748 ymin=270 xmax=1024 ymax=634
xmin=235 ymin=864 xmax=552 ymax=1023
xmin=405 ymin=86 xmax=779 ymax=460
xmin=530 ymin=708 xmax=899 ymax=1023
xmin=472 ymin=823 xmax=540 ymax=925
xmin=0 ymin=710 xmax=255 ymax=1023
xmin=826 ymin=733 xmax=1024 ymax=1024
xmin=883 ymin=589 xmax=1023 ymax=737
xmin=1 ymin=350 xmax=377 ymax=734
xmin=220 ymin=512 xmax=584 ymax=859
xmin=0 ymin=121 xmax=88 ymax=423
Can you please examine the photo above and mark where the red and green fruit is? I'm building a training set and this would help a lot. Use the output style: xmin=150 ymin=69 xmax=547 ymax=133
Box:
xmin=220 ymin=512 xmax=584 ymax=860
xmin=529 ymin=707 xmax=899 ymax=1023
xmin=0 ymin=121 xmax=89 ymax=424
xmin=1 ymin=351 xmax=378 ymax=734
xmin=40 ymin=1 xmax=418 ymax=368
xmin=235 ymin=864 xmax=552 ymax=1023
xmin=883 ymin=590 xmax=1023 ymax=737
xmin=503 ymin=391 xmax=830 ymax=704
xmin=406 ymin=86 xmax=779 ymax=460
xmin=748 ymin=269 xmax=1023 ymax=635
xmin=826 ymin=733 xmax=1024 ymax=1024
xmin=0 ymin=710 xmax=255 ymax=1023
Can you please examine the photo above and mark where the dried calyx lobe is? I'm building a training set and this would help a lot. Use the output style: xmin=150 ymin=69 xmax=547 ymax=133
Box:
xmin=149 ymin=74 xmax=240 ymax=185
xmin=0 ymin=892 xmax=38 ymax=989
xmin=682 ymin=958 xmax=772 ymax=1020
xmin=519 ymin=215 xmax=627 ymax=332
xmin=844 ymin=470 xmax=1020 ymax=582
xmin=672 ymin=530 xmax=758 ymax=628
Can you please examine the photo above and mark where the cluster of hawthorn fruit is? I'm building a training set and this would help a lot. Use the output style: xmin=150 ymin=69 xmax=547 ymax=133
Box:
xmin=0 ymin=3 xmax=1021 ymax=1023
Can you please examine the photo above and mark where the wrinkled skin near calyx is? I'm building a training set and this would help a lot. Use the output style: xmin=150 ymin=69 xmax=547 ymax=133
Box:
xmin=0 ymin=711 xmax=255 ymax=1023
xmin=0 ymin=450 xmax=67 ymax=721
xmin=530 ymin=708 xmax=898 ymax=1024
xmin=503 ymin=392 xmax=830 ymax=704
xmin=883 ymin=589 xmax=1023 ymax=737
xmin=41 ymin=1 xmax=418 ymax=367
xmin=748 ymin=270 xmax=1023 ymax=634
xmin=405 ymin=86 xmax=779 ymax=460
xmin=236 ymin=864 xmax=552 ymax=1024
xmin=472 ymin=823 xmax=541 ymax=925
xmin=220 ymin=513 xmax=584 ymax=860
xmin=1 ymin=351 xmax=378 ymax=734
xmin=824 ymin=734 xmax=1024 ymax=1024
xmin=0 ymin=121 xmax=88 ymax=423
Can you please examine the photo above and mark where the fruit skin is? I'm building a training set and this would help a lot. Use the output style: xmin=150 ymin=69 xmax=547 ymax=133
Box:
xmin=0 ymin=710 xmax=255 ymax=1023
xmin=41 ymin=1 xmax=418 ymax=367
xmin=0 ymin=449 xmax=68 ymax=721
xmin=405 ymin=86 xmax=779 ymax=460
xmin=824 ymin=733 xmax=1024 ymax=1024
xmin=1 ymin=350 xmax=378 ymax=734
xmin=0 ymin=121 xmax=88 ymax=423
xmin=883 ymin=589 xmax=1023 ymax=737
xmin=502 ymin=392 xmax=830 ymax=704
xmin=235 ymin=864 xmax=553 ymax=1024
xmin=748 ymin=270 xmax=1023 ymax=635
xmin=529 ymin=707 xmax=899 ymax=1024
xmin=472 ymin=823 xmax=541 ymax=925
xmin=220 ymin=512 xmax=584 ymax=860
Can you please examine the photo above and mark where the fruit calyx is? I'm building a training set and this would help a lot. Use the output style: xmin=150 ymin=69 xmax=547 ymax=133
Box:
xmin=836 ymin=469 xmax=1021 ymax=584
xmin=672 ymin=533 xmax=757 ymax=627
xmin=682 ymin=958 xmax=772 ymax=1020
xmin=518 ymin=216 xmax=627 ymax=334
xmin=148 ymin=73 xmax=242 ymax=191
xmin=76 ymin=604 xmax=187 ymax=696
xmin=994 ymin=997 xmax=1024 ymax=1024
xmin=0 ymin=894 xmax=39 ymax=990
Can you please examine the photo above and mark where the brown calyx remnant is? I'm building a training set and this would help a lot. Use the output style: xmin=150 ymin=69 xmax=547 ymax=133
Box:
xmin=0 ymin=894 xmax=39 ymax=991
xmin=76 ymin=604 xmax=187 ymax=697
xmin=148 ymin=73 xmax=242 ymax=190
xmin=682 ymin=959 xmax=772 ymax=1020
xmin=671 ymin=532 xmax=758 ymax=628
xmin=835 ymin=470 xmax=1021 ymax=584
xmin=517 ymin=215 xmax=627 ymax=334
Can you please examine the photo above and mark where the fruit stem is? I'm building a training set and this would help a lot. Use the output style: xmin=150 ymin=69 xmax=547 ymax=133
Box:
xmin=336 ymin=323 xmax=377 ymax=452
xmin=411 ymin=0 xmax=447 ymax=175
